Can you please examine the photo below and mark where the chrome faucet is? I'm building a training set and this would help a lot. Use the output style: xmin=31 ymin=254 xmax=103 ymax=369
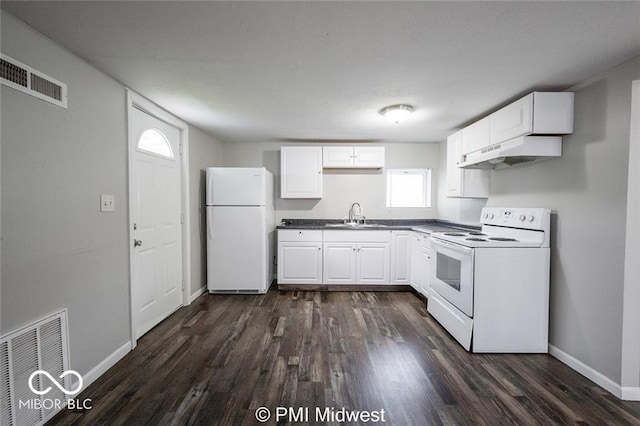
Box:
xmin=348 ymin=202 xmax=363 ymax=224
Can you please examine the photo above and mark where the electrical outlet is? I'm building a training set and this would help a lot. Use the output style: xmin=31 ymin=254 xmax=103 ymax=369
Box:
xmin=101 ymin=194 xmax=115 ymax=212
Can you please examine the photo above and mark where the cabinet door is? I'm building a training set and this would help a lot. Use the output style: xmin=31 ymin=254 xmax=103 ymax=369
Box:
xmin=490 ymin=93 xmax=533 ymax=144
xmin=323 ymin=146 xmax=354 ymax=168
xmin=461 ymin=117 xmax=490 ymax=155
xmin=446 ymin=131 xmax=463 ymax=197
xmin=353 ymin=146 xmax=385 ymax=168
xmin=390 ymin=231 xmax=411 ymax=284
xmin=409 ymin=234 xmax=422 ymax=291
xmin=356 ymin=243 xmax=390 ymax=284
xmin=447 ymin=131 xmax=489 ymax=199
xmin=277 ymin=242 xmax=322 ymax=284
xmin=419 ymin=247 xmax=432 ymax=298
xmin=281 ymin=147 xmax=323 ymax=198
xmin=323 ymin=242 xmax=357 ymax=284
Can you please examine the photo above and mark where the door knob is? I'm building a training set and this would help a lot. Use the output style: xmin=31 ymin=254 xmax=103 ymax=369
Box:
xmin=134 ymin=239 xmax=143 ymax=248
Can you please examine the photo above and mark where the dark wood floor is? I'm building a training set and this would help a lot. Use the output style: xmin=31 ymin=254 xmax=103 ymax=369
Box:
xmin=52 ymin=289 xmax=640 ymax=425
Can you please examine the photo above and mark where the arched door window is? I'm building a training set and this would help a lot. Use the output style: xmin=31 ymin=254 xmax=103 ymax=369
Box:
xmin=137 ymin=128 xmax=174 ymax=159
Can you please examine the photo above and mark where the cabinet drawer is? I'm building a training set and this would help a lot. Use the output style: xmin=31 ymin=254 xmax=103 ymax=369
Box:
xmin=278 ymin=229 xmax=322 ymax=242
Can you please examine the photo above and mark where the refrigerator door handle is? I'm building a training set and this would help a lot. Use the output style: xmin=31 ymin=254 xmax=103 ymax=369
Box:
xmin=207 ymin=208 xmax=214 ymax=240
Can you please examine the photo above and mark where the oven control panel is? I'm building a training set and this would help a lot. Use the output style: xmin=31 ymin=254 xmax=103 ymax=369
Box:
xmin=481 ymin=207 xmax=550 ymax=231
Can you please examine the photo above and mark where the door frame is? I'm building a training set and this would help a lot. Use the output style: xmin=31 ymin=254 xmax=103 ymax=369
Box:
xmin=126 ymin=89 xmax=191 ymax=349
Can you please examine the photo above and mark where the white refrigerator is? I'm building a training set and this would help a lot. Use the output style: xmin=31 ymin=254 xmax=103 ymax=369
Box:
xmin=206 ymin=167 xmax=275 ymax=293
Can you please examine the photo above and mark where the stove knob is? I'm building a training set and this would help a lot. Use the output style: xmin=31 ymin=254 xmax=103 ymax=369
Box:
xmin=483 ymin=213 xmax=488 ymax=219
xmin=519 ymin=214 xmax=526 ymax=221
xmin=488 ymin=213 xmax=494 ymax=219
xmin=527 ymin=215 xmax=535 ymax=222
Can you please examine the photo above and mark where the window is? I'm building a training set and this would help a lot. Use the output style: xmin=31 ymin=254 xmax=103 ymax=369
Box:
xmin=137 ymin=128 xmax=174 ymax=159
xmin=386 ymin=169 xmax=432 ymax=208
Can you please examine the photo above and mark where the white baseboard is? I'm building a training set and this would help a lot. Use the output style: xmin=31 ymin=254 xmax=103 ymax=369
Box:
xmin=190 ymin=286 xmax=206 ymax=303
xmin=548 ymin=344 xmax=634 ymax=400
xmin=621 ymin=386 xmax=640 ymax=401
xmin=80 ymin=341 xmax=131 ymax=390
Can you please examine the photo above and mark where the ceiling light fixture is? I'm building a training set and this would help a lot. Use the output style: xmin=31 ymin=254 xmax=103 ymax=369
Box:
xmin=379 ymin=104 xmax=415 ymax=124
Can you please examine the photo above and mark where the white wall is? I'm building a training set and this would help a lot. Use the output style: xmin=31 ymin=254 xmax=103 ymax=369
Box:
xmin=0 ymin=11 xmax=223 ymax=376
xmin=1 ymin=11 xmax=130 ymax=374
xmin=487 ymin=56 xmax=640 ymax=384
xmin=188 ymin=126 xmax=223 ymax=297
xmin=222 ymin=141 xmax=441 ymax=222
xmin=621 ymin=80 xmax=640 ymax=395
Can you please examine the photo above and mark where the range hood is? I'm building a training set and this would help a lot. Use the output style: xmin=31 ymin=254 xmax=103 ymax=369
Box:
xmin=458 ymin=136 xmax=562 ymax=170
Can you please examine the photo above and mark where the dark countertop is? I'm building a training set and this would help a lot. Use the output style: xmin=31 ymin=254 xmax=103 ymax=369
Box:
xmin=276 ymin=219 xmax=480 ymax=234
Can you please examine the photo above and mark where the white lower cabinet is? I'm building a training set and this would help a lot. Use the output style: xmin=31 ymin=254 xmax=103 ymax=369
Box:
xmin=409 ymin=232 xmax=431 ymax=298
xmin=323 ymin=242 xmax=357 ymax=284
xmin=410 ymin=233 xmax=421 ymax=291
xmin=278 ymin=229 xmax=409 ymax=286
xmin=390 ymin=231 xmax=411 ymax=284
xmin=321 ymin=230 xmax=390 ymax=285
xmin=356 ymin=243 xmax=391 ymax=284
xmin=277 ymin=230 xmax=323 ymax=284
xmin=418 ymin=245 xmax=432 ymax=298
xmin=322 ymin=241 xmax=390 ymax=284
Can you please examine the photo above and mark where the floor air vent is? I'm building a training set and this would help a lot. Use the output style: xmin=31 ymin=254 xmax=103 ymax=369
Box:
xmin=1 ymin=54 xmax=67 ymax=108
xmin=1 ymin=310 xmax=70 ymax=426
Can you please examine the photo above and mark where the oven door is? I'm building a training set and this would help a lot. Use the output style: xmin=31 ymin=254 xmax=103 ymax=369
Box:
xmin=430 ymin=237 xmax=474 ymax=317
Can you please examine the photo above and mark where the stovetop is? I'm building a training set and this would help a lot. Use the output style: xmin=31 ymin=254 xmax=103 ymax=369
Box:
xmin=431 ymin=207 xmax=551 ymax=249
xmin=431 ymin=229 xmax=545 ymax=248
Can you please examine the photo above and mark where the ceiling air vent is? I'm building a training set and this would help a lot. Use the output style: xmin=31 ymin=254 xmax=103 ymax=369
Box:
xmin=0 ymin=54 xmax=67 ymax=109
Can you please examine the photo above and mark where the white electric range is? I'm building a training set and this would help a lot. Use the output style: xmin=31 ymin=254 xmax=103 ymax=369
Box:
xmin=427 ymin=207 xmax=551 ymax=353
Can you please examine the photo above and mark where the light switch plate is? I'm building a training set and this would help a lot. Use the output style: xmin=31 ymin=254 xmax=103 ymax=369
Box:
xmin=101 ymin=194 xmax=115 ymax=212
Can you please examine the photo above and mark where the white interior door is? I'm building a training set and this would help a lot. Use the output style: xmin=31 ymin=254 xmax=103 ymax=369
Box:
xmin=130 ymin=106 xmax=183 ymax=340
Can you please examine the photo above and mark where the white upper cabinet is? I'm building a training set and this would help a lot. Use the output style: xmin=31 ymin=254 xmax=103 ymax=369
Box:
xmin=322 ymin=146 xmax=354 ymax=168
xmin=281 ymin=146 xmax=323 ymax=199
xmin=322 ymin=146 xmax=385 ymax=168
xmin=447 ymin=131 xmax=489 ymax=198
xmin=490 ymin=92 xmax=574 ymax=145
xmin=461 ymin=117 xmax=490 ymax=156
xmin=353 ymin=146 xmax=385 ymax=168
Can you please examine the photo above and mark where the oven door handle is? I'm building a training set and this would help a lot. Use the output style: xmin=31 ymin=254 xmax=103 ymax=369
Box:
xmin=430 ymin=237 xmax=474 ymax=255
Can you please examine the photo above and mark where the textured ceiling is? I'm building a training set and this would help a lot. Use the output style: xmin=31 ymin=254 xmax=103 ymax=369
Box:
xmin=2 ymin=1 xmax=639 ymax=144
